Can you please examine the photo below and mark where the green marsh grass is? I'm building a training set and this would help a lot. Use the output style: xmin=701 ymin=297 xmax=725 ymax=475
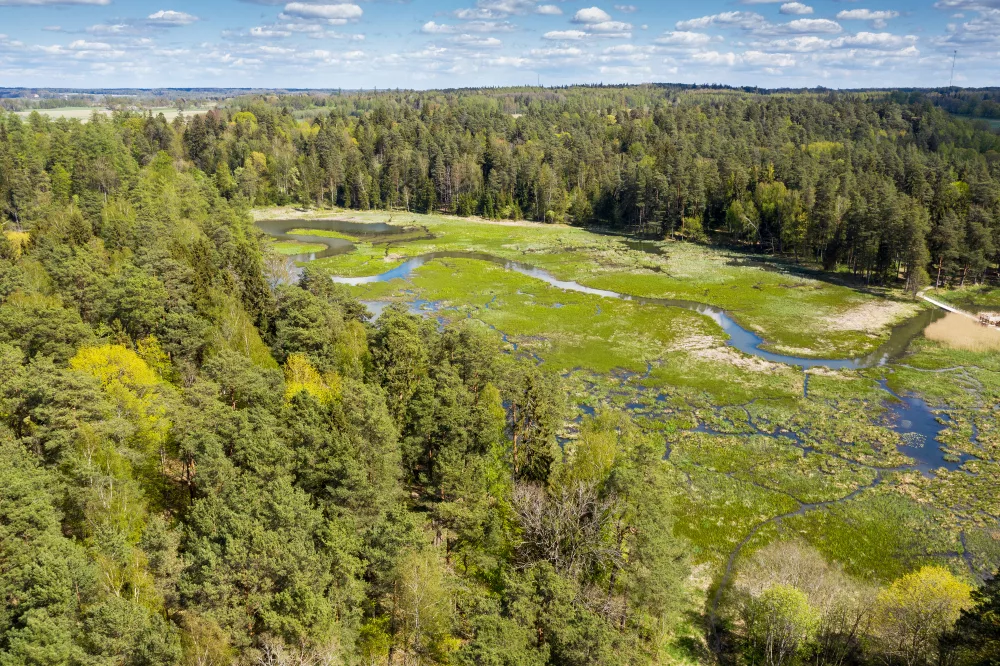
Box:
xmin=256 ymin=206 xmax=1000 ymax=584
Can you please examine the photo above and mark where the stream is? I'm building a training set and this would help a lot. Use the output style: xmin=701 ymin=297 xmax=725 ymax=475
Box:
xmin=258 ymin=218 xmax=945 ymax=371
xmin=260 ymin=218 xmax=984 ymax=623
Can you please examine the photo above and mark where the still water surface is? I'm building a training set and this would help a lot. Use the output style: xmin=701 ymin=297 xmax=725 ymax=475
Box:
xmin=257 ymin=220 xmax=946 ymax=370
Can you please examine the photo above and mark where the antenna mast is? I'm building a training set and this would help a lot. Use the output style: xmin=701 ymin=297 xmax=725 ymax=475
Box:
xmin=949 ymin=50 xmax=957 ymax=88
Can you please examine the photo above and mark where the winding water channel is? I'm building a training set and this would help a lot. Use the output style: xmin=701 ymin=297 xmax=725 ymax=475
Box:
xmin=257 ymin=218 xmax=945 ymax=371
xmin=260 ymin=218 xmax=983 ymax=615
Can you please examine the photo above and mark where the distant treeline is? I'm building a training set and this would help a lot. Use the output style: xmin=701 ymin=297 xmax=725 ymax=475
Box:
xmin=4 ymin=86 xmax=1000 ymax=292
xmin=922 ymin=89 xmax=1000 ymax=120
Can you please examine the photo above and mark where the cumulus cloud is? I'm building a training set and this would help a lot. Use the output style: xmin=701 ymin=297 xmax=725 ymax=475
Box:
xmin=529 ymin=46 xmax=584 ymax=56
xmin=558 ymin=6 xmax=632 ymax=37
xmin=422 ymin=19 xmax=515 ymax=34
xmin=837 ymin=9 xmax=901 ymax=21
xmin=86 ymin=23 xmax=133 ymax=35
xmin=758 ymin=31 xmax=918 ymax=52
xmin=780 ymin=3 xmax=813 ymax=15
xmin=676 ymin=12 xmax=767 ymax=31
xmin=68 ymin=39 xmax=112 ymax=50
xmin=784 ymin=18 xmax=842 ymax=33
xmin=250 ymin=26 xmax=292 ymax=38
xmin=573 ymin=7 xmax=613 ymax=23
xmin=543 ymin=29 xmax=588 ymax=40
xmin=655 ymin=30 xmax=713 ymax=46
xmin=535 ymin=4 xmax=562 ymax=15
xmin=422 ymin=21 xmax=452 ymax=34
xmin=452 ymin=0 xmax=553 ymax=18
xmin=692 ymin=51 xmax=738 ymax=66
xmin=614 ymin=4 xmax=637 ymax=11
xmin=147 ymin=10 xmax=200 ymax=26
xmin=281 ymin=3 xmax=362 ymax=21
xmin=588 ymin=21 xmax=632 ymax=33
xmin=690 ymin=48 xmax=797 ymax=70
xmin=837 ymin=8 xmax=900 ymax=29
xmin=452 ymin=34 xmax=503 ymax=47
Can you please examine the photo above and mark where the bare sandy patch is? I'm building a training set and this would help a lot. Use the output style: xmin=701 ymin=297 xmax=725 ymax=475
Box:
xmin=667 ymin=335 xmax=720 ymax=353
xmin=805 ymin=367 xmax=851 ymax=378
xmin=692 ymin=346 xmax=785 ymax=374
xmin=924 ymin=312 xmax=1000 ymax=352
xmin=823 ymin=300 xmax=920 ymax=333
xmin=770 ymin=344 xmax=823 ymax=357
xmin=252 ymin=206 xmax=567 ymax=229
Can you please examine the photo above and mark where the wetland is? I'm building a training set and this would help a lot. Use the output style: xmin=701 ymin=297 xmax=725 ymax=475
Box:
xmin=257 ymin=208 xmax=1000 ymax=594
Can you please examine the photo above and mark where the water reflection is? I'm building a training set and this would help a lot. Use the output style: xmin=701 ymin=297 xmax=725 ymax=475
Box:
xmin=878 ymin=380 xmax=977 ymax=476
xmin=330 ymin=251 xmax=944 ymax=370
xmin=256 ymin=218 xmax=410 ymax=266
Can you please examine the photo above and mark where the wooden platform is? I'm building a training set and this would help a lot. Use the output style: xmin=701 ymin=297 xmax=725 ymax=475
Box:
xmin=920 ymin=292 xmax=1000 ymax=329
xmin=979 ymin=312 xmax=1000 ymax=328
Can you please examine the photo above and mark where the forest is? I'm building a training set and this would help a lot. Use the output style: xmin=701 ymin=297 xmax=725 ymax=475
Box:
xmin=0 ymin=87 xmax=999 ymax=666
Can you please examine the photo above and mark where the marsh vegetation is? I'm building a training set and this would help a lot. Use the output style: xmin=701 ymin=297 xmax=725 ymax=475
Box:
xmin=262 ymin=207 xmax=1000 ymax=663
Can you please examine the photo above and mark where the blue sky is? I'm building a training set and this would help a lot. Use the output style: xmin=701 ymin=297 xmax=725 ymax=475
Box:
xmin=0 ymin=0 xmax=996 ymax=89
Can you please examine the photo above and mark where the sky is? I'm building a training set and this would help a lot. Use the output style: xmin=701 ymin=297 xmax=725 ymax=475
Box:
xmin=0 ymin=0 xmax=997 ymax=89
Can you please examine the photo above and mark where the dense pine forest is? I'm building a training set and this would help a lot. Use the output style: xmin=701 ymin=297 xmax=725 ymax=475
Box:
xmin=1 ymin=87 xmax=999 ymax=666
xmin=185 ymin=86 xmax=999 ymax=290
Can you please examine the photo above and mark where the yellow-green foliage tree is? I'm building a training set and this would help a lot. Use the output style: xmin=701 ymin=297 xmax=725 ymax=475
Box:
xmin=741 ymin=584 xmax=820 ymax=666
xmin=68 ymin=344 xmax=173 ymax=606
xmin=873 ymin=565 xmax=973 ymax=666
xmin=70 ymin=343 xmax=171 ymax=457
xmin=283 ymin=352 xmax=341 ymax=404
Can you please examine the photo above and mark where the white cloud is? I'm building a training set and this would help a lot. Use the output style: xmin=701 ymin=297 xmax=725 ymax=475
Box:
xmin=452 ymin=0 xmax=548 ymax=18
xmin=614 ymin=4 xmax=637 ymax=12
xmin=780 ymin=3 xmax=813 ymax=15
xmin=833 ymin=31 xmax=916 ymax=48
xmin=837 ymin=9 xmax=901 ymax=21
xmin=656 ymin=30 xmax=712 ymax=46
xmin=147 ymin=10 xmax=199 ymax=26
xmin=535 ymin=4 xmax=562 ymax=15
xmin=676 ymin=12 xmax=767 ymax=31
xmin=784 ymin=18 xmax=842 ymax=33
xmin=422 ymin=21 xmax=452 ymax=34
xmin=250 ymin=26 xmax=292 ymax=38
xmin=543 ymin=29 xmax=588 ymax=40
xmin=573 ymin=7 xmax=612 ymax=23
xmin=692 ymin=51 xmax=739 ymax=66
xmin=688 ymin=48 xmax=797 ymax=70
xmin=588 ymin=20 xmax=632 ymax=33
xmin=281 ymin=3 xmax=363 ymax=21
xmin=86 ymin=23 xmax=132 ymax=35
xmin=452 ymin=34 xmax=503 ymax=47
xmin=423 ymin=19 xmax=514 ymax=34
xmin=529 ymin=46 xmax=584 ymax=56
xmin=68 ymin=39 xmax=112 ymax=50
xmin=756 ymin=31 xmax=918 ymax=53
xmin=743 ymin=50 xmax=796 ymax=67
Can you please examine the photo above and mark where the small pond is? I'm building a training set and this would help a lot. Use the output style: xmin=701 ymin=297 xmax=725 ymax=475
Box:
xmin=878 ymin=380 xmax=977 ymax=476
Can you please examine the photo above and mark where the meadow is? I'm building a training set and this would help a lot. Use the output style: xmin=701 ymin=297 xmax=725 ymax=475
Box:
xmin=259 ymin=207 xmax=922 ymax=360
xmin=259 ymin=207 xmax=1000 ymax=595
xmin=14 ymin=105 xmax=217 ymax=122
